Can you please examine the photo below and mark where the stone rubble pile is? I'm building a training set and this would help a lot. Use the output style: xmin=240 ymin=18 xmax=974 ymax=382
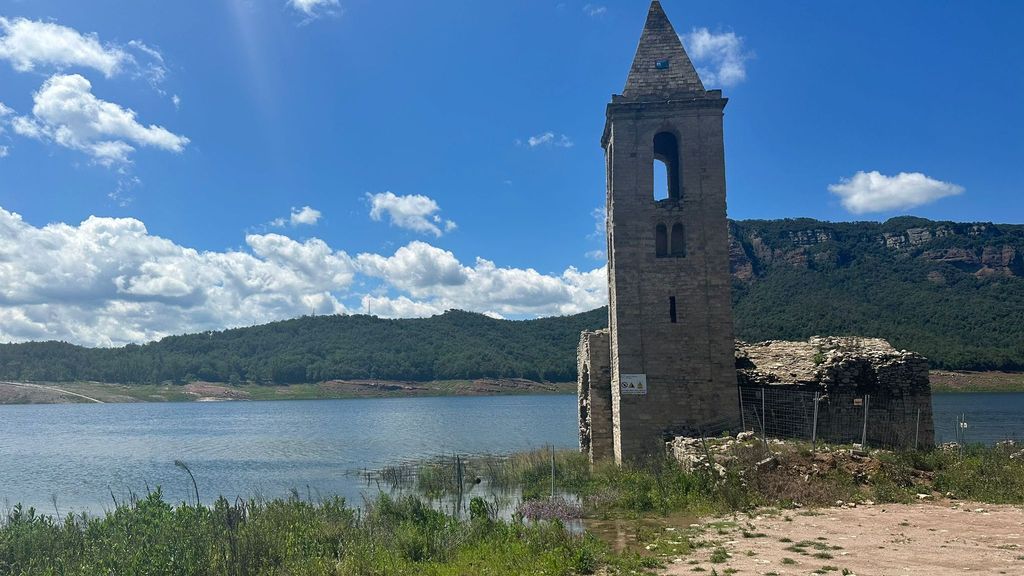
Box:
xmin=736 ymin=336 xmax=930 ymax=392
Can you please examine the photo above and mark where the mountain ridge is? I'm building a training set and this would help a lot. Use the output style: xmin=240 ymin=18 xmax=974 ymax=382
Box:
xmin=1 ymin=216 xmax=1021 ymax=384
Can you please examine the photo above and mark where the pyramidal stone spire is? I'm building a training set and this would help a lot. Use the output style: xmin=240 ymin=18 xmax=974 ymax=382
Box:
xmin=622 ymin=1 xmax=705 ymax=99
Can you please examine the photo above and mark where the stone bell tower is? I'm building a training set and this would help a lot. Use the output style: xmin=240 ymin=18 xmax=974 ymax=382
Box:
xmin=602 ymin=1 xmax=740 ymax=462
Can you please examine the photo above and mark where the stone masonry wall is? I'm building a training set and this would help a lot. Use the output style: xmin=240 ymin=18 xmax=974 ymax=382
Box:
xmin=578 ymin=329 xmax=613 ymax=462
xmin=736 ymin=337 xmax=935 ymax=449
xmin=581 ymin=335 xmax=935 ymax=458
xmin=604 ymin=3 xmax=740 ymax=462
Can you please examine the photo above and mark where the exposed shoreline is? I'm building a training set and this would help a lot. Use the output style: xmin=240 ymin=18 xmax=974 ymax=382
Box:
xmin=0 ymin=378 xmax=576 ymax=405
xmin=0 ymin=370 xmax=1020 ymax=405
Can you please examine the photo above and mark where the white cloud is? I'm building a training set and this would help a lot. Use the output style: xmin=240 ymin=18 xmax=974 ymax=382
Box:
xmin=10 ymin=116 xmax=40 ymax=138
xmin=523 ymin=131 xmax=574 ymax=148
xmin=585 ymin=249 xmax=605 ymax=261
xmin=367 ymin=191 xmax=456 ymax=237
xmin=126 ymin=40 xmax=168 ymax=89
xmin=108 ymin=176 xmax=140 ymax=207
xmin=172 ymin=94 xmax=181 ymax=110
xmin=0 ymin=17 xmax=130 ymax=77
xmin=828 ymin=171 xmax=965 ymax=214
xmin=13 ymin=74 xmax=189 ymax=165
xmin=583 ymin=4 xmax=607 ymax=17
xmin=0 ymin=101 xmax=10 ymax=138
xmin=0 ymin=206 xmax=608 ymax=345
xmin=0 ymin=207 xmax=354 ymax=346
xmin=589 ymin=206 xmax=606 ymax=238
xmin=361 ymin=295 xmax=445 ymax=319
xmin=290 ymin=205 xmax=322 ymax=226
xmin=0 ymin=145 xmax=7 ymax=158
xmin=289 ymin=0 xmax=340 ymax=18
xmin=357 ymin=242 xmax=469 ymax=292
xmin=356 ymin=242 xmax=607 ymax=318
xmin=682 ymin=28 xmax=751 ymax=88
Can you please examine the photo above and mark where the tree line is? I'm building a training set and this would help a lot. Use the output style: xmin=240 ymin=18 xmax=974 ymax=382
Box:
xmin=0 ymin=217 xmax=1021 ymax=384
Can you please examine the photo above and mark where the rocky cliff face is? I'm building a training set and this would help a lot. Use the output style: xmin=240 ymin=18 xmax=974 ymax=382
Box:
xmin=728 ymin=217 xmax=1024 ymax=282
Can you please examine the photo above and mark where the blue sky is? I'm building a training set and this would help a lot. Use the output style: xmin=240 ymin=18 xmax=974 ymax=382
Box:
xmin=0 ymin=0 xmax=1021 ymax=346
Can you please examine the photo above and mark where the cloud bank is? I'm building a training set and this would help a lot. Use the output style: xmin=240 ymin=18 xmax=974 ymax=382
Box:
xmin=0 ymin=207 xmax=606 ymax=347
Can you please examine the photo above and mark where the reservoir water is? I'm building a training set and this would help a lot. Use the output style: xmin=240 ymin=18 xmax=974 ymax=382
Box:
xmin=0 ymin=392 xmax=1019 ymax=513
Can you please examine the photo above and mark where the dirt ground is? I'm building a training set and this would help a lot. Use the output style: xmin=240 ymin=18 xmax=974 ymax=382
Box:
xmin=662 ymin=501 xmax=1024 ymax=576
xmin=0 ymin=379 xmax=576 ymax=404
xmin=0 ymin=381 xmax=108 ymax=403
xmin=930 ymin=370 xmax=1024 ymax=393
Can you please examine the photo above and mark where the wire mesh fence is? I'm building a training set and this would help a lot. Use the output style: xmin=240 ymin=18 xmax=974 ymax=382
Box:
xmin=737 ymin=385 xmax=930 ymax=450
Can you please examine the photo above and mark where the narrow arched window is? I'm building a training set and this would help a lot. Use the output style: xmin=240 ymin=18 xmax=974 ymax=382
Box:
xmin=653 ymin=132 xmax=681 ymax=201
xmin=671 ymin=223 xmax=685 ymax=257
xmin=655 ymin=224 xmax=668 ymax=258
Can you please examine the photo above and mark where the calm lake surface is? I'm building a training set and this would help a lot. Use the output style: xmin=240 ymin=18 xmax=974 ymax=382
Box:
xmin=0 ymin=392 xmax=1019 ymax=513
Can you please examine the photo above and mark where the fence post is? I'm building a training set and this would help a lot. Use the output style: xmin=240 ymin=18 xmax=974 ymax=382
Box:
xmin=754 ymin=407 xmax=771 ymax=456
xmin=550 ymin=445 xmax=555 ymax=499
xmin=860 ymin=394 xmax=870 ymax=448
xmin=761 ymin=388 xmax=767 ymax=435
xmin=739 ymin=387 xmax=746 ymax=431
xmin=811 ymin=391 xmax=820 ymax=450
xmin=914 ymin=408 xmax=921 ymax=451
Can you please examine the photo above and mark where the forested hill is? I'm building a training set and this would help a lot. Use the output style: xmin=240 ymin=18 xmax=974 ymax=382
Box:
xmin=0 ymin=216 xmax=1022 ymax=384
xmin=0 ymin=309 xmax=608 ymax=384
xmin=729 ymin=216 xmax=1024 ymax=370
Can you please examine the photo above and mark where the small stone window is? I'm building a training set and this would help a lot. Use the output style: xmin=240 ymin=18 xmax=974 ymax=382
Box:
xmin=669 ymin=296 xmax=677 ymax=323
xmin=655 ymin=224 xmax=668 ymax=258
xmin=670 ymin=223 xmax=686 ymax=257
xmin=653 ymin=132 xmax=681 ymax=202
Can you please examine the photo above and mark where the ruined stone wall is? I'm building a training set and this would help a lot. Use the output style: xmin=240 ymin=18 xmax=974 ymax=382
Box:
xmin=580 ymin=335 xmax=934 ymax=458
xmin=736 ymin=337 xmax=935 ymax=449
xmin=577 ymin=329 xmax=613 ymax=462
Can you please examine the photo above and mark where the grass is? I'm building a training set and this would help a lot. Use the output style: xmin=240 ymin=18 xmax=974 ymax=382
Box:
xmin=0 ymin=491 xmax=657 ymax=576
xmin=374 ymin=440 xmax=1024 ymax=525
xmin=6 ymin=440 xmax=1024 ymax=573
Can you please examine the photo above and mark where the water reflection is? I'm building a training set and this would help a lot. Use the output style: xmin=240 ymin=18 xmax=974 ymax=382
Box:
xmin=577 ymin=514 xmax=698 ymax=553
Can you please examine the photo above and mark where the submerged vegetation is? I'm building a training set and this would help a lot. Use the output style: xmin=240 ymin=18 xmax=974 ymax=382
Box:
xmin=373 ymin=441 xmax=1024 ymax=517
xmin=2 ymin=441 xmax=1024 ymax=574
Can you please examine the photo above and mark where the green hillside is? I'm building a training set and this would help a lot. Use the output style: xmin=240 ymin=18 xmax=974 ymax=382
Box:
xmin=0 ymin=216 xmax=1022 ymax=384
xmin=729 ymin=217 xmax=1024 ymax=370
xmin=0 ymin=309 xmax=607 ymax=384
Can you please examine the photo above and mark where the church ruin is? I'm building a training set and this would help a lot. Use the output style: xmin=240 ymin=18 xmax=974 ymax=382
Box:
xmin=578 ymin=1 xmax=934 ymax=462
xmin=579 ymin=1 xmax=739 ymax=464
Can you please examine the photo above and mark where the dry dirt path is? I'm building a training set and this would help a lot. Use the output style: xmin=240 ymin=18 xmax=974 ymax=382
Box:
xmin=661 ymin=502 xmax=1024 ymax=576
